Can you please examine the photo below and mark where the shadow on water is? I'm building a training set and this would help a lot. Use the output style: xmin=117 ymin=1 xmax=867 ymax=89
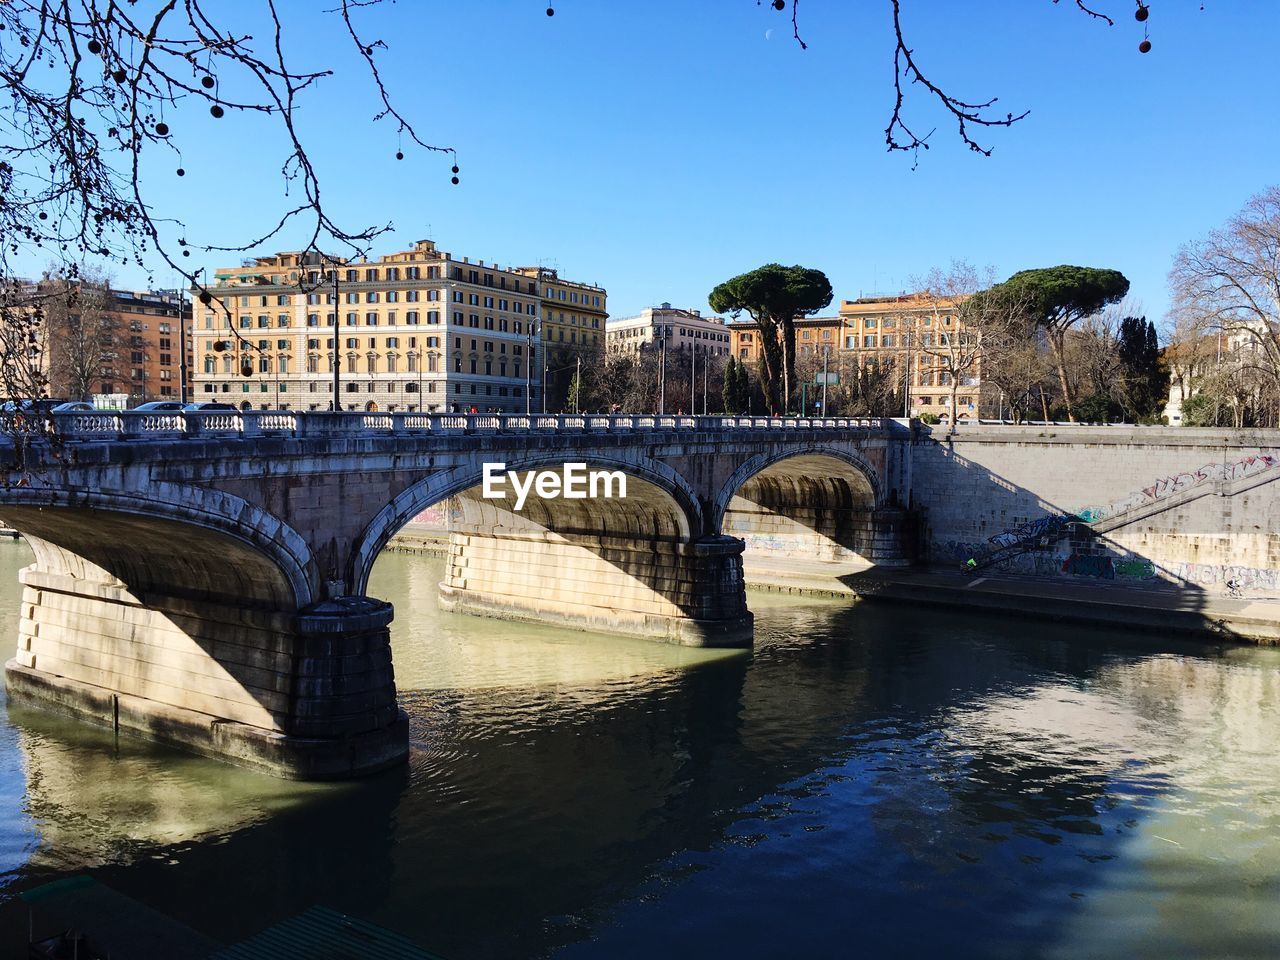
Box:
xmin=0 ymin=549 xmax=1278 ymax=958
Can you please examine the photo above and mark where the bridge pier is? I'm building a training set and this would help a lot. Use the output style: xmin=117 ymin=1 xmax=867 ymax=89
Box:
xmin=5 ymin=565 xmax=407 ymax=779
xmin=438 ymin=530 xmax=753 ymax=646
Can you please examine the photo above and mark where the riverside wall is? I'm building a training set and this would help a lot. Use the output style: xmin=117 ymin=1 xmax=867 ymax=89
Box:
xmin=910 ymin=425 xmax=1280 ymax=599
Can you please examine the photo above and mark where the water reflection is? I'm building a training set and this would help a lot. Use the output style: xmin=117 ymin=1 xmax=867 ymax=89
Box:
xmin=0 ymin=543 xmax=1275 ymax=958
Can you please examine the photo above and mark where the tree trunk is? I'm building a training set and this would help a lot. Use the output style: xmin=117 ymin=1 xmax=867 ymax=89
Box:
xmin=1049 ymin=330 xmax=1075 ymax=421
xmin=780 ymin=324 xmax=791 ymax=415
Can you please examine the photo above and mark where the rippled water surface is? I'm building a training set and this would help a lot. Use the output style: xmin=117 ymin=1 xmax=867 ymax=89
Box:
xmin=2 ymin=539 xmax=1280 ymax=958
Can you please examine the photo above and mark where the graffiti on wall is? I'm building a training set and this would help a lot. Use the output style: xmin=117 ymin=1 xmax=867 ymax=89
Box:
xmin=1077 ymin=450 xmax=1280 ymax=524
xmin=1168 ymin=562 xmax=1280 ymax=595
xmin=1061 ymin=553 xmax=1115 ymax=579
xmin=1114 ymin=558 xmax=1156 ymax=580
xmin=986 ymin=514 xmax=1076 ymax=549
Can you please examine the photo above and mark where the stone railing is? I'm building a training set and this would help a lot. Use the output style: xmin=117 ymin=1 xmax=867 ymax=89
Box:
xmin=41 ymin=411 xmax=890 ymax=441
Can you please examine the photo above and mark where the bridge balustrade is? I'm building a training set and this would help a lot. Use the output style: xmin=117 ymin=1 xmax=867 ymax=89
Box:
xmin=40 ymin=410 xmax=890 ymax=442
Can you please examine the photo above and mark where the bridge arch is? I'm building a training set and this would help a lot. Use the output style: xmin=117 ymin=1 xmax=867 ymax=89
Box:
xmin=348 ymin=450 xmax=747 ymax=646
xmin=0 ymin=483 xmax=319 ymax=610
xmin=714 ymin=446 xmax=904 ymax=569
xmin=349 ymin=450 xmax=705 ymax=595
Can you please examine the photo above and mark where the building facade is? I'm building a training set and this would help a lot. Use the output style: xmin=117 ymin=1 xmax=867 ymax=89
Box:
xmin=728 ymin=315 xmax=842 ymax=366
xmin=4 ymin=280 xmax=191 ymax=404
xmin=112 ymin=289 xmax=192 ymax=402
xmin=196 ymin=240 xmax=554 ymax=413
xmin=606 ymin=303 xmax=731 ymax=356
xmin=512 ymin=266 xmax=607 ymax=351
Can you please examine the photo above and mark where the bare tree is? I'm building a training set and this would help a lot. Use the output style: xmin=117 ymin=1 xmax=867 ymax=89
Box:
xmin=43 ymin=271 xmax=120 ymax=401
xmin=963 ymin=281 xmax=1051 ymax=423
xmin=0 ymin=0 xmax=458 ymax=390
xmin=822 ymin=351 xmax=902 ymax=418
xmin=1170 ymin=186 xmax=1280 ymax=398
xmin=910 ymin=263 xmax=988 ymax=428
xmin=0 ymin=280 xmax=52 ymax=402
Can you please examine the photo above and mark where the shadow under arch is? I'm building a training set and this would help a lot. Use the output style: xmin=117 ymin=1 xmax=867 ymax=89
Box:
xmin=349 ymin=452 xmax=750 ymax=646
xmin=713 ymin=447 xmax=911 ymax=569
xmin=0 ymin=484 xmax=319 ymax=610
xmin=0 ymin=484 xmax=411 ymax=765
xmin=349 ymin=451 xmax=705 ymax=595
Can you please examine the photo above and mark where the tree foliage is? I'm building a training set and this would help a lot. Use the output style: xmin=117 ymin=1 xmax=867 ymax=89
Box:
xmin=722 ymin=356 xmax=752 ymax=414
xmin=708 ymin=264 xmax=832 ymax=415
xmin=1116 ymin=316 xmax=1168 ymax=421
xmin=989 ymin=265 xmax=1129 ymax=420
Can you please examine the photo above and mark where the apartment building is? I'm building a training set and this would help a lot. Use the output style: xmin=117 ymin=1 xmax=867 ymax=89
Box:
xmin=606 ymin=303 xmax=732 ymax=356
xmin=113 ymin=289 xmax=192 ymax=402
xmin=511 ymin=266 xmax=608 ymax=350
xmin=4 ymin=279 xmax=190 ymax=403
xmin=195 ymin=240 xmax=546 ymax=413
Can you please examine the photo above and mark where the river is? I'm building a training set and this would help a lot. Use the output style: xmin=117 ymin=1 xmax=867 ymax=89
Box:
xmin=0 ymin=538 xmax=1278 ymax=958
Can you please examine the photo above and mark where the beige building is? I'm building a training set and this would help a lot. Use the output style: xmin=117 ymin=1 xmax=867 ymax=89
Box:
xmin=606 ymin=303 xmax=731 ymax=356
xmin=196 ymin=240 xmax=546 ymax=412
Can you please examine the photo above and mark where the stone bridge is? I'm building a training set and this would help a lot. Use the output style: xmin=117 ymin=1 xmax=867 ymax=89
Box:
xmin=0 ymin=411 xmax=914 ymax=779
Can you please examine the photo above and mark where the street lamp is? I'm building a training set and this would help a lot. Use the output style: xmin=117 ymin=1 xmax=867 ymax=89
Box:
xmin=177 ymin=286 xmax=188 ymax=405
xmin=525 ymin=318 xmax=533 ymax=415
xmin=821 ymin=345 xmax=829 ymax=415
xmin=328 ymin=267 xmax=341 ymax=412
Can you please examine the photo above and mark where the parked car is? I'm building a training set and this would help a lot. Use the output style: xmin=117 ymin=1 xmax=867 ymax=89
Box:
xmin=133 ymin=401 xmax=185 ymax=412
xmin=182 ymin=402 xmax=236 ymax=411
xmin=0 ymin=398 xmax=60 ymax=412
xmin=52 ymin=401 xmax=96 ymax=412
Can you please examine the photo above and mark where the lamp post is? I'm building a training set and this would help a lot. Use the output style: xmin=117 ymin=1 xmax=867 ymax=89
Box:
xmin=703 ymin=348 xmax=708 ymax=415
xmin=821 ymin=345 xmax=829 ymax=415
xmin=330 ymin=267 xmax=340 ymax=412
xmin=539 ymin=315 xmax=548 ymax=415
xmin=177 ymin=286 xmax=188 ymax=405
xmin=658 ymin=332 xmax=666 ymax=414
xmin=525 ymin=319 xmax=533 ymax=415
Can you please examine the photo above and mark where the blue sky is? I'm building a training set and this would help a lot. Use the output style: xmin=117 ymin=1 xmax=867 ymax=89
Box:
xmin=22 ymin=1 xmax=1280 ymax=330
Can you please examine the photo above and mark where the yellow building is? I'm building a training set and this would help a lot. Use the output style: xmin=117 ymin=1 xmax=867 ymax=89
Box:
xmin=196 ymin=240 xmax=545 ymax=412
xmin=512 ymin=266 xmax=608 ymax=350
